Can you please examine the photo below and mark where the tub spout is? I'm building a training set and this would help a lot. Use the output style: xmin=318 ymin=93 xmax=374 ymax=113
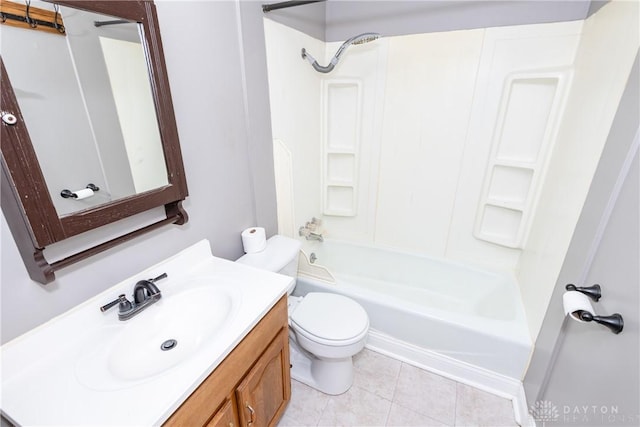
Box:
xmin=299 ymin=217 xmax=324 ymax=241
xmin=299 ymin=226 xmax=324 ymax=242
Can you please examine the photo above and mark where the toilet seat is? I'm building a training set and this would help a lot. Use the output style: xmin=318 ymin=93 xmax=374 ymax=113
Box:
xmin=290 ymin=292 xmax=369 ymax=346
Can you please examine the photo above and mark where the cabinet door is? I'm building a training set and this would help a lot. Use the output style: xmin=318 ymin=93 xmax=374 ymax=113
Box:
xmin=206 ymin=397 xmax=240 ymax=427
xmin=236 ymin=328 xmax=291 ymax=427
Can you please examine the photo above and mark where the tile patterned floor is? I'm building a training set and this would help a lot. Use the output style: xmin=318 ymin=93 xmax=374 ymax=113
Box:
xmin=278 ymin=349 xmax=519 ymax=427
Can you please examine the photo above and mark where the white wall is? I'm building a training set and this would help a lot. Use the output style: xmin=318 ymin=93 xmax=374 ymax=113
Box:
xmin=517 ymin=0 xmax=640 ymax=338
xmin=1 ymin=0 xmax=278 ymax=344
xmin=265 ymin=20 xmax=324 ymax=237
xmin=265 ymin=3 xmax=638 ymax=340
xmin=100 ymin=36 xmax=167 ymax=194
xmin=524 ymin=52 xmax=638 ymax=404
xmin=448 ymin=22 xmax=582 ymax=271
xmin=374 ymin=29 xmax=484 ymax=257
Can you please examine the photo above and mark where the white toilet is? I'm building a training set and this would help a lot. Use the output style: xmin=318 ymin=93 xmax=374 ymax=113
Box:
xmin=237 ymin=235 xmax=369 ymax=395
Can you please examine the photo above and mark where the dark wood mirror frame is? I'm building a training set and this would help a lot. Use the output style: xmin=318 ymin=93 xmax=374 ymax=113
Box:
xmin=1 ymin=0 xmax=188 ymax=284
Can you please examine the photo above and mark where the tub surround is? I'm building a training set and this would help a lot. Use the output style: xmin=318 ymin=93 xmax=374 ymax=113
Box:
xmin=265 ymin=17 xmax=582 ymax=275
xmin=0 ymin=240 xmax=292 ymax=426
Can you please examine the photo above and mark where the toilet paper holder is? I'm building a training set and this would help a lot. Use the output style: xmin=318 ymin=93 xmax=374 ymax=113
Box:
xmin=61 ymin=183 xmax=99 ymax=199
xmin=565 ymin=283 xmax=601 ymax=301
xmin=564 ymin=284 xmax=623 ymax=334
xmin=574 ymin=310 xmax=624 ymax=334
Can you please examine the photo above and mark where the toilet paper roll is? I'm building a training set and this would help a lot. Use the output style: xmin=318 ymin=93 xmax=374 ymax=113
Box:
xmin=562 ymin=291 xmax=594 ymax=323
xmin=241 ymin=227 xmax=266 ymax=253
xmin=74 ymin=188 xmax=94 ymax=200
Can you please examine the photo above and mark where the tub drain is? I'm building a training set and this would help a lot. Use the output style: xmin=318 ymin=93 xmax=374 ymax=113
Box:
xmin=160 ymin=339 xmax=178 ymax=351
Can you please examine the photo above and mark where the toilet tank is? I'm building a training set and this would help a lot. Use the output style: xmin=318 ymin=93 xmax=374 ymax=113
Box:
xmin=236 ymin=235 xmax=302 ymax=281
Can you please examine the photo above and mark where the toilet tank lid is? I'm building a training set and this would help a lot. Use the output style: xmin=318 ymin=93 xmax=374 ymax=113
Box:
xmin=236 ymin=235 xmax=302 ymax=272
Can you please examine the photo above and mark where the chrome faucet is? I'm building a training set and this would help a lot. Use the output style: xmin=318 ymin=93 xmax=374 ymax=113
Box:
xmin=299 ymin=217 xmax=324 ymax=242
xmin=100 ymin=273 xmax=167 ymax=320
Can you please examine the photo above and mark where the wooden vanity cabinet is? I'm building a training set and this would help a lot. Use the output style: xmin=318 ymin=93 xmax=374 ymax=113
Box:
xmin=236 ymin=328 xmax=289 ymax=427
xmin=206 ymin=397 xmax=239 ymax=427
xmin=164 ymin=296 xmax=291 ymax=427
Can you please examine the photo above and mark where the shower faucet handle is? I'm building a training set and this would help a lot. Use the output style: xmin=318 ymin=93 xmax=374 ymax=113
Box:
xmin=305 ymin=217 xmax=322 ymax=231
xmin=299 ymin=223 xmax=324 ymax=242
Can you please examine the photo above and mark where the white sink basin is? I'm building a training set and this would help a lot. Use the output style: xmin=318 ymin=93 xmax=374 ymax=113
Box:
xmin=1 ymin=240 xmax=293 ymax=426
xmin=75 ymin=284 xmax=241 ymax=390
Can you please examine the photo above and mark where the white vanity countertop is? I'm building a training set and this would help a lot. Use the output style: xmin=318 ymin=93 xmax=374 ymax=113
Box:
xmin=0 ymin=240 xmax=292 ymax=426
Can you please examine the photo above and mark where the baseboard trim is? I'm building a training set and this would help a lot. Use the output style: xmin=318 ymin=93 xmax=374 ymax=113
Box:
xmin=366 ymin=329 xmax=533 ymax=426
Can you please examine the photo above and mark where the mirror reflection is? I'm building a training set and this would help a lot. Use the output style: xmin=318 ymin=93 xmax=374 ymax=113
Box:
xmin=2 ymin=2 xmax=168 ymax=216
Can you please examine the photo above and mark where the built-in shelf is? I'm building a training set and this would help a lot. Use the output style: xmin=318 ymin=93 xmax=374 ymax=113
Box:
xmin=475 ymin=70 xmax=571 ymax=248
xmin=322 ymin=79 xmax=362 ymax=216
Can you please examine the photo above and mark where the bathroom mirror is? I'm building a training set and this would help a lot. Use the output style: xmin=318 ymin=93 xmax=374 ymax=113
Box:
xmin=3 ymin=3 xmax=169 ymax=216
xmin=0 ymin=0 xmax=189 ymax=284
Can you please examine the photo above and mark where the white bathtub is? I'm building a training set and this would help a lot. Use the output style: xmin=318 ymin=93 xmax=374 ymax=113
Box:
xmin=295 ymin=239 xmax=532 ymax=380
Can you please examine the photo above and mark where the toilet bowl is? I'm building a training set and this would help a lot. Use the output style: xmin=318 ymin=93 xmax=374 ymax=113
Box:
xmin=236 ymin=235 xmax=369 ymax=395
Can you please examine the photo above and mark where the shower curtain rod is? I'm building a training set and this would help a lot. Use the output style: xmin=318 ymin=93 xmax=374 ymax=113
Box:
xmin=262 ymin=0 xmax=325 ymax=13
xmin=94 ymin=19 xmax=130 ymax=27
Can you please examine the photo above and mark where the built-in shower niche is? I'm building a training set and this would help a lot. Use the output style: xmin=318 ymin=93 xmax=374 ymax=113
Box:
xmin=322 ymin=80 xmax=362 ymax=216
xmin=475 ymin=72 xmax=570 ymax=248
xmin=477 ymin=165 xmax=533 ymax=244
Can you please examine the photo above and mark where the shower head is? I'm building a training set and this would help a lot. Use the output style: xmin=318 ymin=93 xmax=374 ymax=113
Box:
xmin=347 ymin=32 xmax=381 ymax=46
xmin=301 ymin=32 xmax=381 ymax=74
xmin=334 ymin=32 xmax=380 ymax=60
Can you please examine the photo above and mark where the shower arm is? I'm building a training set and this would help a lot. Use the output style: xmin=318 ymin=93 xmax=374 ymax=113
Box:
xmin=301 ymin=48 xmax=336 ymax=73
xmin=301 ymin=32 xmax=380 ymax=74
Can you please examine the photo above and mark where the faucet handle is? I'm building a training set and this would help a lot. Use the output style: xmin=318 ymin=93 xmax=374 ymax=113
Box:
xmin=100 ymin=297 xmax=120 ymax=312
xmin=299 ymin=226 xmax=311 ymax=237
xmin=150 ymin=272 xmax=168 ymax=283
xmin=100 ymin=294 xmax=132 ymax=313
xmin=118 ymin=294 xmax=133 ymax=312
